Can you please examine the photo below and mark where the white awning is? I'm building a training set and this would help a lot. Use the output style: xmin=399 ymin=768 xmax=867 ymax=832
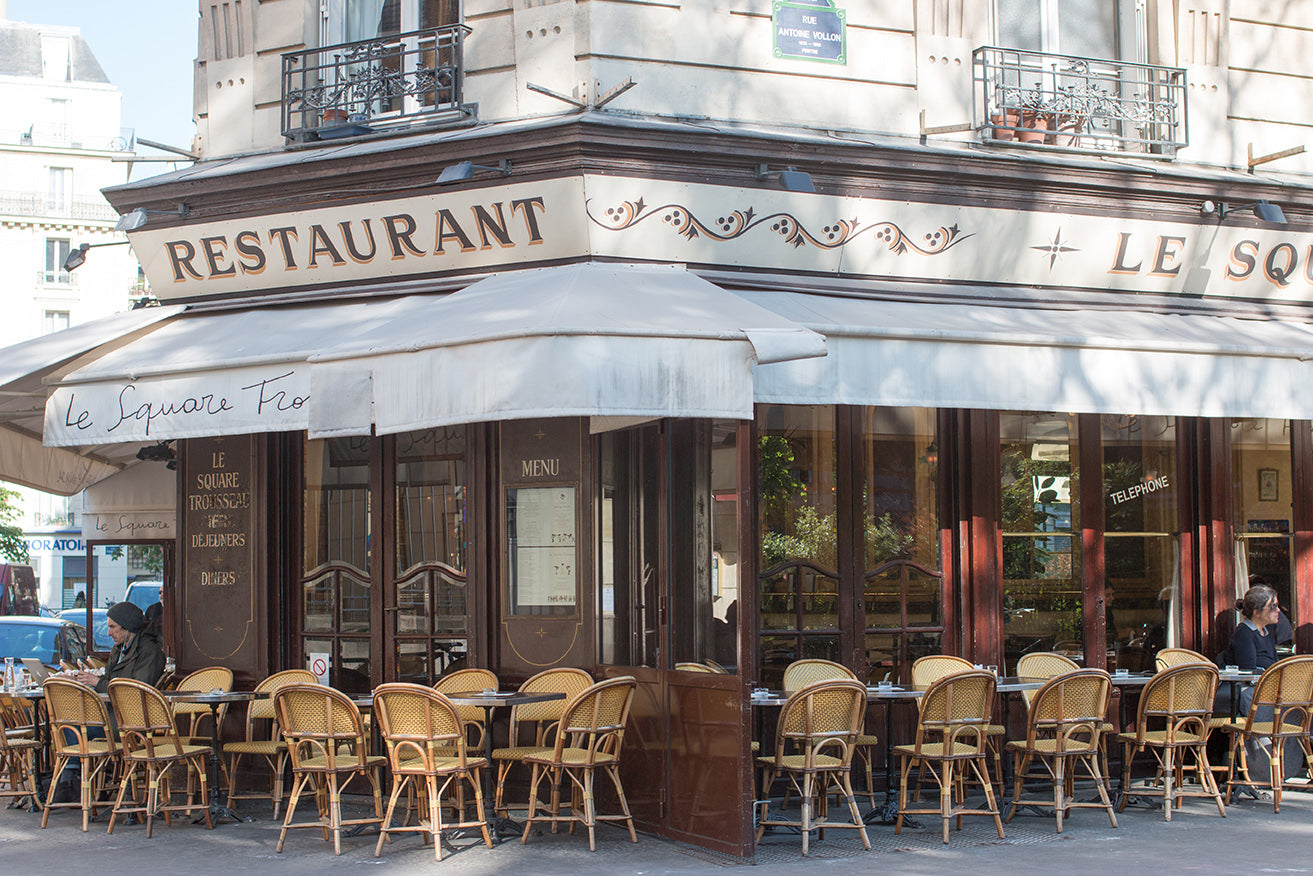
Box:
xmin=44 ymin=263 xmax=827 ymax=445
xmin=309 ymin=262 xmax=828 ymax=436
xmin=81 ymin=463 xmax=176 ymax=541
xmin=0 ymin=306 xmax=183 ymax=494
xmin=745 ymin=291 xmax=1313 ymax=419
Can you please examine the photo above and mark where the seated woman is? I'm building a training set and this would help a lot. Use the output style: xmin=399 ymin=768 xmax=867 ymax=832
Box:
xmin=1220 ymin=584 xmax=1294 ymax=787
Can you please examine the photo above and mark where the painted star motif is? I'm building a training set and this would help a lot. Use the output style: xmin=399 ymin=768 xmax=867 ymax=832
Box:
xmin=1031 ymin=228 xmax=1080 ymax=269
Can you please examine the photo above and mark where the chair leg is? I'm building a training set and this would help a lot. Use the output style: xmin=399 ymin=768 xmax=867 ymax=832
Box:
xmin=604 ymin=763 xmax=638 ymax=843
xmin=894 ymin=755 xmax=910 ymax=835
xmin=521 ymin=763 xmax=543 ymax=845
xmin=939 ymin=761 xmax=952 ymax=844
xmin=1053 ymin=755 xmax=1066 ymax=834
xmin=1161 ymin=747 xmax=1174 ymax=822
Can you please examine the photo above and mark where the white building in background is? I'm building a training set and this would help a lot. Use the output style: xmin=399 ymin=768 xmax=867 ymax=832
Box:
xmin=0 ymin=9 xmax=144 ymax=609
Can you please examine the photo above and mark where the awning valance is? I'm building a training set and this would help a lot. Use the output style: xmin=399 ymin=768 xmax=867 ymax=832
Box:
xmin=745 ymin=291 xmax=1313 ymax=419
xmin=44 ymin=263 xmax=827 ymax=445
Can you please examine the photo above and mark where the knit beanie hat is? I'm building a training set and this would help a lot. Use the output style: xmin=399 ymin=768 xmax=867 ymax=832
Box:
xmin=107 ymin=600 xmax=146 ymax=633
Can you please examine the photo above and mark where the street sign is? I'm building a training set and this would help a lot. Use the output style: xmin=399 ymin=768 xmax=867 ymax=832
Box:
xmin=773 ymin=1 xmax=846 ymax=64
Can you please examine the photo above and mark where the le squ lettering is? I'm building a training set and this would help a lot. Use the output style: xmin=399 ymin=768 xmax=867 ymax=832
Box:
xmin=162 ymin=197 xmax=549 ymax=283
xmin=1110 ymin=232 xmax=1313 ymax=289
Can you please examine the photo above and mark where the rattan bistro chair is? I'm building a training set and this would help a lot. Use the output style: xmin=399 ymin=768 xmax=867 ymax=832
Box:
xmin=491 ymin=667 xmax=593 ymax=817
xmin=172 ymin=665 xmax=235 ymax=743
xmin=909 ymin=655 xmax=1005 ymax=798
xmin=223 ymin=669 xmax=318 ymax=817
xmin=782 ymin=659 xmax=881 ymax=807
xmin=273 ymin=683 xmax=385 ymax=855
xmin=1155 ymin=648 xmax=1210 ymax=671
xmin=756 ymin=679 xmax=871 ymax=856
xmin=434 ymin=668 xmax=499 ymax=751
xmin=1116 ymin=662 xmax=1225 ymax=821
xmin=520 ymin=676 xmax=638 ymax=852
xmin=106 ymin=678 xmax=213 ymax=837
xmin=1005 ymin=668 xmax=1117 ymax=833
xmin=0 ymin=694 xmax=41 ymax=810
xmin=895 ymin=669 xmax=1004 ymax=844
xmin=1220 ymin=654 xmax=1313 ymax=812
xmin=372 ymin=683 xmax=493 ymax=859
xmin=41 ymin=678 xmax=119 ymax=831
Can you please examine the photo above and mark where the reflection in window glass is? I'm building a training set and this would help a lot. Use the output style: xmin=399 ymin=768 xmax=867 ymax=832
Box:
xmin=301 ymin=436 xmax=371 ymax=690
xmin=757 ymin=405 xmax=837 ymax=689
xmin=597 ymin=424 xmax=660 ymax=668
xmin=1103 ymin=415 xmax=1177 ymax=670
xmin=861 ymin=407 xmax=941 ymax=684
xmin=394 ymin=427 xmax=468 ymax=680
xmin=1001 ymin=413 xmax=1081 ymax=673
xmin=1232 ymin=418 xmax=1294 ymax=631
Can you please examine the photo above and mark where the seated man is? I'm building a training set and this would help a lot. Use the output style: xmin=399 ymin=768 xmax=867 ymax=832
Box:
xmin=74 ymin=601 xmax=166 ymax=692
xmin=52 ymin=602 xmax=167 ymax=802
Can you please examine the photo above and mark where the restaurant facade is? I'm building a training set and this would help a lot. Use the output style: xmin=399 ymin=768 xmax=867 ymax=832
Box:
xmin=16 ymin=0 xmax=1313 ymax=857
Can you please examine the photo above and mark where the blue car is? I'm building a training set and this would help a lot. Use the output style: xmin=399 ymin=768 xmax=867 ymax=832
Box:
xmin=59 ymin=608 xmax=112 ymax=651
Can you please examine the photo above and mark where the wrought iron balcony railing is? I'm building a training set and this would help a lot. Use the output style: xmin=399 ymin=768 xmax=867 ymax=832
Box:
xmin=973 ymin=46 xmax=1187 ymax=157
xmin=281 ymin=24 xmax=473 ymax=143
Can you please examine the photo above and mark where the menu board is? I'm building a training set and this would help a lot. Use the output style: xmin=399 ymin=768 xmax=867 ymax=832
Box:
xmin=507 ymin=486 xmax=577 ymax=609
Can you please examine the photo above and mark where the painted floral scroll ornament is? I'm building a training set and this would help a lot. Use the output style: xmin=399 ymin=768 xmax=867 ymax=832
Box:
xmin=588 ymin=198 xmax=971 ymax=255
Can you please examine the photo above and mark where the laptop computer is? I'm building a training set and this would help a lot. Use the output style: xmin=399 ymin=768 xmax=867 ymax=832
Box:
xmin=21 ymin=658 xmax=53 ymax=685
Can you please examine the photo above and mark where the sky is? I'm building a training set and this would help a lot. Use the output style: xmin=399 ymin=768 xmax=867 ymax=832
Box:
xmin=7 ymin=0 xmax=198 ymax=173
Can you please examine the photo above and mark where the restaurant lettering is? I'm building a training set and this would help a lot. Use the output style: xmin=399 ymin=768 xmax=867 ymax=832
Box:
xmin=1110 ymin=232 xmax=1313 ymax=289
xmin=163 ymin=198 xmax=548 ymax=283
xmin=186 ymin=448 xmax=251 ymax=581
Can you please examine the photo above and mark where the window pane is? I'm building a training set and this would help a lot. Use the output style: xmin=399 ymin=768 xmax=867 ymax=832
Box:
xmin=1232 ymin=418 xmax=1294 ymax=628
xmin=1001 ymin=413 xmax=1081 ymax=670
xmin=597 ymin=424 xmax=660 ymax=668
xmin=1102 ymin=415 xmax=1177 ymax=667
xmin=862 ymin=407 xmax=938 ymax=570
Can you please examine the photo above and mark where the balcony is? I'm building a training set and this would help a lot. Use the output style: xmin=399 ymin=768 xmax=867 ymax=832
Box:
xmin=36 ymin=270 xmax=77 ymax=288
xmin=0 ymin=191 xmax=118 ymax=222
xmin=973 ymin=46 xmax=1187 ymax=157
xmin=281 ymin=25 xmax=473 ymax=144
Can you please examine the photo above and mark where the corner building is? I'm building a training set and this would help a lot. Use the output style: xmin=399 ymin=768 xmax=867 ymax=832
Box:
xmin=37 ymin=0 xmax=1313 ymax=856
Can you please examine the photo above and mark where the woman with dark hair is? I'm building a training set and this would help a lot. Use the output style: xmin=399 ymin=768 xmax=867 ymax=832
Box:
xmin=1229 ymin=584 xmax=1281 ymax=674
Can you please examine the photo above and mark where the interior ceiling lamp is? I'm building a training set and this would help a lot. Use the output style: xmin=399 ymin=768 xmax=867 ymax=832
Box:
xmin=1199 ymin=199 xmax=1287 ymax=225
xmin=755 ymin=164 xmax=815 ymax=193
xmin=436 ymin=160 xmax=512 ymax=184
xmin=114 ymin=204 xmax=191 ymax=233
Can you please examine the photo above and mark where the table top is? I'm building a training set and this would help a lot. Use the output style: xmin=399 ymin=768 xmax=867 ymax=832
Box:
xmin=166 ymin=690 xmax=270 ymax=703
xmin=353 ymin=690 xmax=567 ymax=708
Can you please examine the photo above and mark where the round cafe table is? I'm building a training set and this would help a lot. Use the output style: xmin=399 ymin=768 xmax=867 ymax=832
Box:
xmin=166 ymin=690 xmax=269 ymax=823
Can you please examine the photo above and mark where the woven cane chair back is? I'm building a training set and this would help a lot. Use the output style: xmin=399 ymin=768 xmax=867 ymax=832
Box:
xmin=783 ymin=659 xmax=855 ymax=692
xmin=247 ymin=669 xmax=318 ymax=729
xmin=1024 ymin=669 xmax=1110 ymax=753
xmin=552 ymin=676 xmax=636 ymax=765
xmin=912 ymin=670 xmax=996 ymax=754
xmin=508 ymin=668 xmax=592 ymax=743
xmin=1016 ymin=652 xmax=1079 ymax=707
xmin=108 ymin=678 xmax=188 ymax=759
xmin=775 ymin=679 xmax=866 ymax=768
xmin=1155 ymin=648 xmax=1209 ymax=671
xmin=1131 ymin=662 xmax=1217 ymax=742
xmin=435 ymin=668 xmax=500 ymax=725
xmin=373 ymin=683 xmax=471 ymax=774
xmin=45 ymin=677 xmax=116 ymax=754
xmin=910 ymin=655 xmax=974 ymax=691
xmin=273 ymin=684 xmax=369 ymax=770
xmin=176 ymin=665 xmax=235 ymax=694
xmin=1244 ymin=654 xmax=1313 ymax=733
xmin=675 ymin=662 xmax=717 ymax=673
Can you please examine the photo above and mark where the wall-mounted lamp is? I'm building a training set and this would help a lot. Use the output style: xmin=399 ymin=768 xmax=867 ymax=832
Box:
xmin=114 ymin=204 xmax=190 ymax=232
xmin=1199 ymin=199 xmax=1287 ymax=225
xmin=755 ymin=164 xmax=815 ymax=193
xmin=135 ymin=440 xmax=176 ymax=470
xmin=62 ymin=239 xmax=132 ymax=272
xmin=435 ymin=160 xmax=511 ymax=184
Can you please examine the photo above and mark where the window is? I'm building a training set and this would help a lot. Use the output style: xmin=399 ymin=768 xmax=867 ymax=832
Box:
xmin=996 ymin=0 xmax=1141 ymax=61
xmin=1232 ymin=419 xmax=1294 ymax=631
xmin=47 ymin=167 xmax=72 ymax=216
xmin=44 ymin=238 xmax=71 ymax=285
xmin=43 ymin=310 xmax=70 ymax=334
xmin=41 ymin=35 xmax=70 ymax=81
xmin=324 ymin=0 xmax=458 ymax=43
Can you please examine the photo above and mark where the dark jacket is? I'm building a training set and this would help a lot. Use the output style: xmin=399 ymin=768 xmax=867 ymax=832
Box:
xmin=95 ymin=629 xmax=166 ymax=693
xmin=1229 ymin=621 xmax=1277 ymax=673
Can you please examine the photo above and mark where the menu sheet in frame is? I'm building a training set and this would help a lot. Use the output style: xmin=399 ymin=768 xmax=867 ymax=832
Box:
xmin=507 ymin=485 xmax=577 ymax=612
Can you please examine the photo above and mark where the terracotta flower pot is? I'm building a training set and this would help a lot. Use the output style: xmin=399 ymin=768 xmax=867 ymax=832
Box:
xmin=1047 ymin=114 xmax=1084 ymax=147
xmin=990 ymin=109 xmax=1022 ymax=141
xmin=1018 ymin=110 xmax=1050 ymax=143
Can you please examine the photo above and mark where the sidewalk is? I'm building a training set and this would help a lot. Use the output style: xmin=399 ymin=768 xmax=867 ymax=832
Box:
xmin=2 ymin=783 xmax=1310 ymax=875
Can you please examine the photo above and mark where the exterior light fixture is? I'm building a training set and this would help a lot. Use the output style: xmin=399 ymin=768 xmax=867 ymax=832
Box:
xmin=756 ymin=164 xmax=815 ymax=193
xmin=1202 ymin=199 xmax=1287 ymax=225
xmin=114 ymin=204 xmax=191 ymax=232
xmin=436 ymin=160 xmax=511 ymax=184
xmin=62 ymin=240 xmax=132 ymax=272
